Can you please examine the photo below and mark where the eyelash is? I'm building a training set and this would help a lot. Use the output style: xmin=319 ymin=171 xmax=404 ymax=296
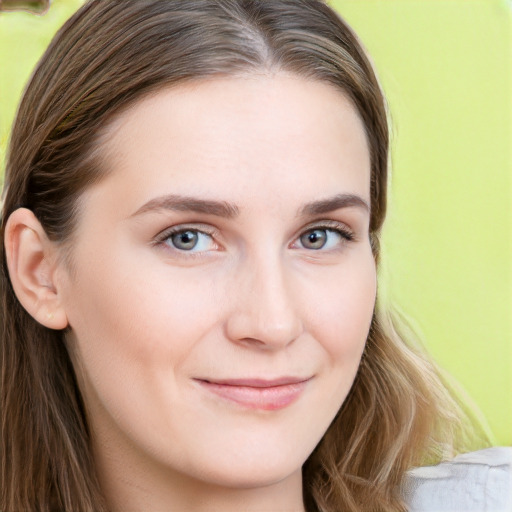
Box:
xmin=299 ymin=221 xmax=354 ymax=245
xmin=153 ymin=224 xmax=219 ymax=256
xmin=153 ymin=221 xmax=355 ymax=256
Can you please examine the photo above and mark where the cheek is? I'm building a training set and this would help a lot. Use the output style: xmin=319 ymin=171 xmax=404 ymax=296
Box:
xmin=62 ymin=256 xmax=229 ymax=456
xmin=65 ymin=261 xmax=223 ymax=368
xmin=302 ymin=252 xmax=376 ymax=366
xmin=61 ymin=252 xmax=227 ymax=420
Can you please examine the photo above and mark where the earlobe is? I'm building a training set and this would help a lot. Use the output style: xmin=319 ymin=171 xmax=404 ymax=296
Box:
xmin=4 ymin=208 xmax=69 ymax=330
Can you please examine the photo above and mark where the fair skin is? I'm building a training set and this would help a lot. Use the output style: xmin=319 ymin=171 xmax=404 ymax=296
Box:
xmin=6 ymin=73 xmax=375 ymax=512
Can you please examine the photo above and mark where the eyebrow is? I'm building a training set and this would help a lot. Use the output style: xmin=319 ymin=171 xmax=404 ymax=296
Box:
xmin=132 ymin=194 xmax=240 ymax=218
xmin=298 ymin=193 xmax=370 ymax=216
xmin=131 ymin=192 xmax=369 ymax=219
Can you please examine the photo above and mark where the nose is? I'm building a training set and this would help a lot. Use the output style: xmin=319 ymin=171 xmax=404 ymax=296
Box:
xmin=224 ymin=254 xmax=304 ymax=350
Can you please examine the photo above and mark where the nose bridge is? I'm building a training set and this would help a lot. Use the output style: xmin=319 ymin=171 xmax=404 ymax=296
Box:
xmin=226 ymin=247 xmax=303 ymax=349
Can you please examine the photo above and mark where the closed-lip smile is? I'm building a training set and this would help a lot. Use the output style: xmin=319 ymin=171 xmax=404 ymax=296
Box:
xmin=195 ymin=376 xmax=312 ymax=410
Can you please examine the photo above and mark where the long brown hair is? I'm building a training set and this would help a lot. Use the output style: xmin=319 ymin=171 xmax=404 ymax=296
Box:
xmin=1 ymin=1 xmax=480 ymax=511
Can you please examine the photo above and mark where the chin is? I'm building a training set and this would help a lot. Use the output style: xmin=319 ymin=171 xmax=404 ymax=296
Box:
xmin=183 ymin=436 xmax=311 ymax=490
xmin=193 ymin=459 xmax=303 ymax=490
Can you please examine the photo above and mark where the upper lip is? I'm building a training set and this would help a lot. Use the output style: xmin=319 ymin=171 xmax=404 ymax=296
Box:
xmin=196 ymin=376 xmax=312 ymax=388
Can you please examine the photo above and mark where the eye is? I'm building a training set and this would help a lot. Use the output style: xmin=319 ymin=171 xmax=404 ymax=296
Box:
xmin=159 ymin=228 xmax=216 ymax=253
xmin=297 ymin=225 xmax=353 ymax=251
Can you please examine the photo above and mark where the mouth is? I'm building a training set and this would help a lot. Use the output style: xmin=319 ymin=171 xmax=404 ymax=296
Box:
xmin=194 ymin=376 xmax=312 ymax=411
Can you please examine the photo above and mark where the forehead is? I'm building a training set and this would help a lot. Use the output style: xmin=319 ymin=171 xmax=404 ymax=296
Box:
xmin=94 ymin=73 xmax=371 ymax=214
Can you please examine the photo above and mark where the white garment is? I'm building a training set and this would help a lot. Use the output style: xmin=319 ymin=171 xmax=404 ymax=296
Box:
xmin=402 ymin=447 xmax=512 ymax=512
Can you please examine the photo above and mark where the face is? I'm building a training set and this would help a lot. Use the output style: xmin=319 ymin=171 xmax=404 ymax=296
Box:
xmin=57 ymin=74 xmax=376 ymax=491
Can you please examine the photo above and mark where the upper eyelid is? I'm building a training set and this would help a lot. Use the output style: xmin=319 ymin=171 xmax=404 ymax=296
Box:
xmin=295 ymin=219 xmax=354 ymax=236
xmin=301 ymin=219 xmax=351 ymax=229
xmin=153 ymin=223 xmax=218 ymax=243
xmin=154 ymin=219 xmax=352 ymax=235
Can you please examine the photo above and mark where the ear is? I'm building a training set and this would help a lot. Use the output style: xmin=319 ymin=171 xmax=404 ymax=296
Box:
xmin=4 ymin=208 xmax=69 ymax=330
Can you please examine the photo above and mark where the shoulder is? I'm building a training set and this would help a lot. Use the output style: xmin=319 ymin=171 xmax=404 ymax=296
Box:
xmin=401 ymin=447 xmax=512 ymax=512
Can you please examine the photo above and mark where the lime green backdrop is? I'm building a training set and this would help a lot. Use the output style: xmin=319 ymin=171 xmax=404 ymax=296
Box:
xmin=1 ymin=0 xmax=510 ymax=445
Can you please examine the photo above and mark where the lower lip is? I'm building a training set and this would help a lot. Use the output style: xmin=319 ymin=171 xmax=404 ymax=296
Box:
xmin=196 ymin=380 xmax=309 ymax=410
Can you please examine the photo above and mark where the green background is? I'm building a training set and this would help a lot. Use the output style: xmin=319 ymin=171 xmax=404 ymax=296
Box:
xmin=1 ymin=0 xmax=510 ymax=445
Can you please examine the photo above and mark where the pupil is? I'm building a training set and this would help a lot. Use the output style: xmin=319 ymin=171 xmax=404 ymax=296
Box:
xmin=173 ymin=231 xmax=197 ymax=250
xmin=301 ymin=229 xmax=326 ymax=249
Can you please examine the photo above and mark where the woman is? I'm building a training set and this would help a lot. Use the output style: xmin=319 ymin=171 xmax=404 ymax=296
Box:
xmin=0 ymin=1 xmax=507 ymax=511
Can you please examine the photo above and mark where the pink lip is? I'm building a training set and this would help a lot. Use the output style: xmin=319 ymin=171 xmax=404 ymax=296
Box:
xmin=195 ymin=377 xmax=311 ymax=410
